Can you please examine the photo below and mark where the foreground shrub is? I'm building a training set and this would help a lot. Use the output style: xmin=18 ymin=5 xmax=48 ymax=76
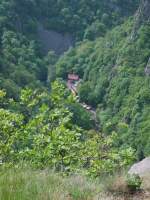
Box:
xmin=0 ymin=85 xmax=135 ymax=177
xmin=126 ymin=174 xmax=142 ymax=192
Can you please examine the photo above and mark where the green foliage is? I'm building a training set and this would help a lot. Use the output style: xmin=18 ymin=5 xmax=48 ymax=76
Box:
xmin=56 ymin=17 xmax=150 ymax=159
xmin=0 ymin=0 xmax=139 ymax=99
xmin=45 ymin=51 xmax=58 ymax=84
xmin=84 ymin=21 xmax=106 ymax=40
xmin=0 ymin=0 xmax=148 ymax=181
xmin=0 ymin=82 xmax=135 ymax=176
xmin=0 ymin=30 xmax=47 ymax=98
xmin=126 ymin=174 xmax=142 ymax=192
xmin=82 ymin=133 xmax=135 ymax=177
xmin=67 ymin=102 xmax=95 ymax=130
xmin=35 ymin=0 xmax=138 ymax=40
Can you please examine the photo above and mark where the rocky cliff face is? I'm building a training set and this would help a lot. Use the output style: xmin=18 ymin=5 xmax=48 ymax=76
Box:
xmin=131 ymin=0 xmax=150 ymax=40
xmin=129 ymin=157 xmax=150 ymax=176
xmin=37 ymin=24 xmax=74 ymax=55
xmin=145 ymin=57 xmax=150 ymax=76
xmin=137 ymin=0 xmax=150 ymax=22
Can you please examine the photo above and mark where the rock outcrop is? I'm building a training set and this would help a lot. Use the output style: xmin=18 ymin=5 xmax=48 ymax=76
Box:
xmin=128 ymin=157 xmax=150 ymax=176
xmin=131 ymin=0 xmax=150 ymax=40
xmin=37 ymin=24 xmax=74 ymax=55
xmin=145 ymin=58 xmax=150 ymax=76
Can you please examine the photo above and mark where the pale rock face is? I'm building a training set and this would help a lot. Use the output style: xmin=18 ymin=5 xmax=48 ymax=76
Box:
xmin=145 ymin=58 xmax=150 ymax=76
xmin=128 ymin=157 xmax=150 ymax=176
xmin=37 ymin=24 xmax=74 ymax=55
xmin=130 ymin=0 xmax=150 ymax=40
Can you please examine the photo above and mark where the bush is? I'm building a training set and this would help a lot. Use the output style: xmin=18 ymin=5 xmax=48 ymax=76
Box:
xmin=126 ymin=174 xmax=142 ymax=192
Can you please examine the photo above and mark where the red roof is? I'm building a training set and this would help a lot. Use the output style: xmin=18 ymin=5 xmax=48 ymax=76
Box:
xmin=68 ymin=74 xmax=79 ymax=81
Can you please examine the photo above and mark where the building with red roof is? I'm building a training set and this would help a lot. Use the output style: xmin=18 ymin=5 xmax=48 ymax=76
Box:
xmin=68 ymin=74 xmax=79 ymax=81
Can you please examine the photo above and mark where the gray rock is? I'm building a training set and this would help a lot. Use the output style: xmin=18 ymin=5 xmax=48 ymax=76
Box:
xmin=37 ymin=23 xmax=74 ymax=55
xmin=130 ymin=0 xmax=150 ymax=41
xmin=128 ymin=157 xmax=150 ymax=176
xmin=145 ymin=58 xmax=150 ymax=76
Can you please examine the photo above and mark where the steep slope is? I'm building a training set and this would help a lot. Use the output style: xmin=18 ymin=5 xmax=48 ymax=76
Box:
xmin=0 ymin=1 xmax=48 ymax=98
xmin=0 ymin=0 xmax=139 ymax=40
xmin=35 ymin=0 xmax=139 ymax=40
xmin=56 ymin=1 xmax=150 ymax=159
xmin=0 ymin=0 xmax=139 ymax=98
xmin=1 ymin=2 xmax=150 ymax=197
xmin=131 ymin=0 xmax=150 ymax=40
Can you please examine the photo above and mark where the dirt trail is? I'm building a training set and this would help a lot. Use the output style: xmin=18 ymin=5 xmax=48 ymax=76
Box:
xmin=67 ymin=80 xmax=100 ymax=130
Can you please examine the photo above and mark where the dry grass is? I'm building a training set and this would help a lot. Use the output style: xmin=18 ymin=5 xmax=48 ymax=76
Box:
xmin=103 ymin=175 xmax=129 ymax=194
xmin=0 ymin=168 xmax=149 ymax=200
xmin=0 ymin=168 xmax=98 ymax=200
xmin=141 ymin=172 xmax=150 ymax=191
xmin=99 ymin=173 xmax=150 ymax=200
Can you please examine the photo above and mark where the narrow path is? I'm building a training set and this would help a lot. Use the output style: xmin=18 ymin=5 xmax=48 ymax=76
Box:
xmin=67 ymin=80 xmax=100 ymax=130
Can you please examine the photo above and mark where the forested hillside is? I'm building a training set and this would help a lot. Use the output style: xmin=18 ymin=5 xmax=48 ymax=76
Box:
xmin=0 ymin=0 xmax=139 ymax=98
xmin=0 ymin=0 xmax=139 ymax=38
xmin=35 ymin=0 xmax=139 ymax=39
xmin=56 ymin=0 xmax=150 ymax=159
xmin=0 ymin=0 xmax=46 ymax=99
xmin=0 ymin=0 xmax=150 ymax=199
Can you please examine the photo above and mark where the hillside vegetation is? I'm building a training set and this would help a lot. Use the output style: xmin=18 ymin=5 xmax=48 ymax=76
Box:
xmin=56 ymin=1 xmax=150 ymax=159
xmin=0 ymin=0 xmax=150 ymax=199
xmin=0 ymin=0 xmax=139 ymax=98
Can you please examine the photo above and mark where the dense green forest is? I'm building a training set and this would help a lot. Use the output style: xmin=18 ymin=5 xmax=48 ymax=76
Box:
xmin=0 ymin=0 xmax=139 ymax=38
xmin=56 ymin=1 xmax=150 ymax=159
xmin=0 ymin=0 xmax=150 ymax=196
xmin=0 ymin=0 xmax=139 ymax=99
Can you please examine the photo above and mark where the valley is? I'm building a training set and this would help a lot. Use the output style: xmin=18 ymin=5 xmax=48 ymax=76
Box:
xmin=0 ymin=0 xmax=149 ymax=199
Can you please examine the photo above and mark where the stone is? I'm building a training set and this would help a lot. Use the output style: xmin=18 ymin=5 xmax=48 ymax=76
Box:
xmin=145 ymin=58 xmax=150 ymax=76
xmin=37 ymin=23 xmax=74 ymax=55
xmin=128 ymin=157 xmax=150 ymax=176
xmin=130 ymin=0 xmax=150 ymax=41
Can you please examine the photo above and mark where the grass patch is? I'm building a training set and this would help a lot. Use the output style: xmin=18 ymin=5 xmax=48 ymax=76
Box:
xmin=0 ymin=167 xmax=149 ymax=200
xmin=0 ymin=168 xmax=99 ymax=200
